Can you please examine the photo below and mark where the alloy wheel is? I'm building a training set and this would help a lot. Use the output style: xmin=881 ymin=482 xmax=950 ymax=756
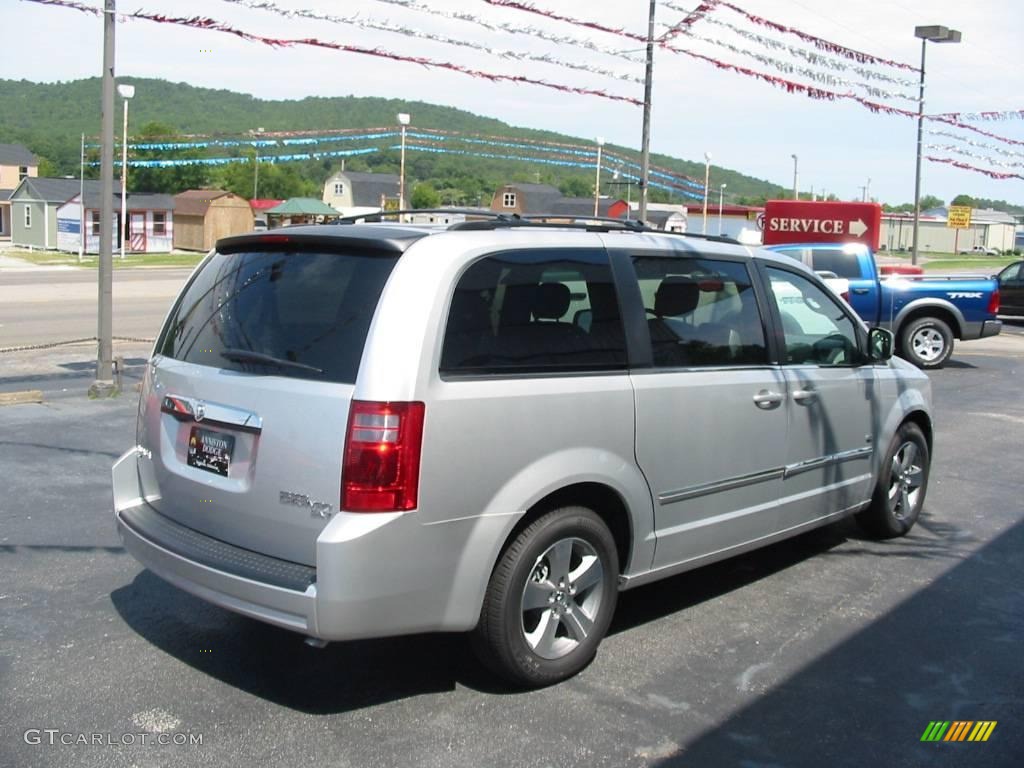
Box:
xmin=520 ymin=537 xmax=606 ymax=660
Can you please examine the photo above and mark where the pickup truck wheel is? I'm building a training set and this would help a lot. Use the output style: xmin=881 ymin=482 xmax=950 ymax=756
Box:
xmin=472 ymin=506 xmax=619 ymax=688
xmin=900 ymin=316 xmax=953 ymax=369
xmin=856 ymin=422 xmax=930 ymax=539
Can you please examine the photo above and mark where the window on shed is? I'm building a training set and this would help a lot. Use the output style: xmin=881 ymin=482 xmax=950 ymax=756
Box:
xmin=91 ymin=211 xmax=101 ymax=235
xmin=502 ymin=192 xmax=517 ymax=208
xmin=153 ymin=212 xmax=166 ymax=235
xmin=23 ymin=205 xmax=31 ymax=228
xmin=441 ymin=249 xmax=627 ymax=375
xmin=334 ymin=182 xmax=344 ymax=196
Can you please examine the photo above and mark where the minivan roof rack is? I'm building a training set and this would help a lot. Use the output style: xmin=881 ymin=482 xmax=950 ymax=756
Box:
xmin=332 ymin=208 xmax=741 ymax=243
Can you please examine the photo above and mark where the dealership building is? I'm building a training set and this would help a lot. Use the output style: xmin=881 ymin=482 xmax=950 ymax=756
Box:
xmin=880 ymin=207 xmax=1019 ymax=253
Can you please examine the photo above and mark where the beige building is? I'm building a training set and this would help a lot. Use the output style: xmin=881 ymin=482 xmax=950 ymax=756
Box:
xmin=173 ymin=190 xmax=254 ymax=251
xmin=322 ymin=171 xmax=403 ymax=217
xmin=0 ymin=143 xmax=39 ymax=239
xmin=881 ymin=208 xmax=1019 ymax=254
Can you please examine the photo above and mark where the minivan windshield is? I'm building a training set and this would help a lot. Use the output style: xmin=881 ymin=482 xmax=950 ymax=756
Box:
xmin=156 ymin=249 xmax=398 ymax=384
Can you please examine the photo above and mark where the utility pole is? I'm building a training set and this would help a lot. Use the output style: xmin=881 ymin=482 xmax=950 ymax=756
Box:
xmin=91 ymin=0 xmax=117 ymax=396
xmin=638 ymin=0 xmax=655 ymax=222
xmin=78 ymin=133 xmax=85 ymax=263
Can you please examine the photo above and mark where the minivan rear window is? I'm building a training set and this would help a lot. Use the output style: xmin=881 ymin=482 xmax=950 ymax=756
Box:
xmin=156 ymin=249 xmax=398 ymax=384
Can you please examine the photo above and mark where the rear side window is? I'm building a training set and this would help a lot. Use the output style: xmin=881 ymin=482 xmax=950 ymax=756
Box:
xmin=633 ymin=256 xmax=768 ymax=367
xmin=440 ymin=249 xmax=627 ymax=375
xmin=773 ymin=247 xmax=863 ymax=279
xmin=156 ymin=249 xmax=398 ymax=384
xmin=809 ymin=248 xmax=863 ymax=279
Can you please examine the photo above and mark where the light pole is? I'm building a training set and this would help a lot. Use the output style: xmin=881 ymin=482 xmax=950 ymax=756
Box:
xmin=912 ymin=24 xmax=961 ymax=265
xmin=117 ymin=83 xmax=134 ymax=260
xmin=718 ymin=183 xmax=727 ymax=234
xmin=791 ymin=154 xmax=799 ymax=200
xmin=593 ymin=136 xmax=604 ymax=217
xmin=397 ymin=112 xmax=410 ymax=220
xmin=865 ymin=177 xmax=871 ymax=202
xmin=702 ymin=151 xmax=712 ymax=234
xmin=78 ymin=132 xmax=85 ymax=263
xmin=251 ymin=126 xmax=264 ymax=199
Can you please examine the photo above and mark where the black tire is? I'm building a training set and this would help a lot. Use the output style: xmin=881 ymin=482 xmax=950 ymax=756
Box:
xmin=472 ymin=506 xmax=619 ymax=687
xmin=899 ymin=316 xmax=954 ymax=369
xmin=856 ymin=422 xmax=930 ymax=539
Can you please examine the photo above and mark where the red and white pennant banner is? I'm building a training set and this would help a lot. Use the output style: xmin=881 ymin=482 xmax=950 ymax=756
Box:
xmin=710 ymin=0 xmax=918 ymax=71
xmin=924 ymin=145 xmax=1024 ymax=169
xmin=929 ymin=110 xmax=1024 ymax=122
xmin=926 ymin=130 xmax=1024 ymax=160
xmin=22 ymin=0 xmax=642 ymax=104
xmin=692 ymin=14 xmax=920 ymax=87
xmin=218 ymin=0 xmax=642 ymax=83
xmin=925 ymin=156 xmax=1024 ymax=180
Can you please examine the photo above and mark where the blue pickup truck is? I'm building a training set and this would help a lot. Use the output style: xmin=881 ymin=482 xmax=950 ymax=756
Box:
xmin=765 ymin=242 xmax=1002 ymax=368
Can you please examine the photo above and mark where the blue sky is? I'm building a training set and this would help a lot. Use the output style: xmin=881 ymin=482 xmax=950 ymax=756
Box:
xmin=7 ymin=0 xmax=1023 ymax=206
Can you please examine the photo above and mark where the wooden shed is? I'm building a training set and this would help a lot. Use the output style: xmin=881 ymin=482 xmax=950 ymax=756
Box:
xmin=173 ymin=189 xmax=254 ymax=251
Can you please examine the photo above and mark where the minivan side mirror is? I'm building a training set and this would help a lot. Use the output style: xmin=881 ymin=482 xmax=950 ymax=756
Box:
xmin=867 ymin=327 xmax=894 ymax=362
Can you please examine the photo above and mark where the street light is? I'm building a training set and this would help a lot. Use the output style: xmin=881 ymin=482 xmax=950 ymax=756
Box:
xmin=791 ymin=154 xmax=799 ymax=200
xmin=718 ymin=183 xmax=727 ymax=234
xmin=252 ymin=127 xmax=264 ymax=200
xmin=593 ymin=136 xmax=605 ymax=217
xmin=397 ymin=112 xmax=410 ymax=221
xmin=117 ymin=83 xmax=134 ymax=260
xmin=702 ymin=151 xmax=712 ymax=234
xmin=912 ymin=24 xmax=961 ymax=265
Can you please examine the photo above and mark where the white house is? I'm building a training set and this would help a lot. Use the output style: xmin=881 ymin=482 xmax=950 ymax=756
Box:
xmin=322 ymin=170 xmax=405 ymax=217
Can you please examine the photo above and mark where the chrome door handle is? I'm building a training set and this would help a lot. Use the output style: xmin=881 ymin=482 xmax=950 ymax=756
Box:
xmin=792 ymin=389 xmax=818 ymax=405
xmin=753 ymin=390 xmax=784 ymax=410
xmin=851 ymin=287 xmax=870 ymax=295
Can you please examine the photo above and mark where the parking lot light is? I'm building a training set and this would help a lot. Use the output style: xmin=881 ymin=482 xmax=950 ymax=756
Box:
xmin=702 ymin=151 xmax=712 ymax=234
xmin=911 ymin=25 xmax=962 ymax=265
xmin=397 ymin=112 xmax=410 ymax=222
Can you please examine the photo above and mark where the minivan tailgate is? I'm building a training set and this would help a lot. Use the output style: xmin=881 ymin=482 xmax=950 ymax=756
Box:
xmin=138 ymin=357 xmax=351 ymax=566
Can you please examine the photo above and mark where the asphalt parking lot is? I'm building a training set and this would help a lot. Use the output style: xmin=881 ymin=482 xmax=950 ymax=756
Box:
xmin=1 ymin=329 xmax=1022 ymax=768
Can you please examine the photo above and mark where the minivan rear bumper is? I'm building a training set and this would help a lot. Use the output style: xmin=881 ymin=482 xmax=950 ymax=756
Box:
xmin=113 ymin=447 xmax=507 ymax=641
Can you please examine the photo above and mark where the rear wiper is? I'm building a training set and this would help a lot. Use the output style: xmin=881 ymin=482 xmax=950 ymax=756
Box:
xmin=221 ymin=348 xmax=323 ymax=374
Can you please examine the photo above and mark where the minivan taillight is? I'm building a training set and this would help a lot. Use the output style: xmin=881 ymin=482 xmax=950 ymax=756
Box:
xmin=987 ymin=288 xmax=1000 ymax=315
xmin=342 ymin=401 xmax=425 ymax=512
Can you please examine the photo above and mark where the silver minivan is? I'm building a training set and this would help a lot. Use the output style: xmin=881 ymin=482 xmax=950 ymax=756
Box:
xmin=113 ymin=218 xmax=933 ymax=686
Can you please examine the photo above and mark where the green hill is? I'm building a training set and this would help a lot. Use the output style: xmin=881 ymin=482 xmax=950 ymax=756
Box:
xmin=0 ymin=77 xmax=786 ymax=205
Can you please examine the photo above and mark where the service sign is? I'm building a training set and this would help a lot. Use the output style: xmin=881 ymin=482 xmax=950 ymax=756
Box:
xmin=762 ymin=200 xmax=882 ymax=248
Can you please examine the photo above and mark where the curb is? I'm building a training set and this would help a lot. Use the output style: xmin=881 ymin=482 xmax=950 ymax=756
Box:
xmin=0 ymin=390 xmax=44 ymax=406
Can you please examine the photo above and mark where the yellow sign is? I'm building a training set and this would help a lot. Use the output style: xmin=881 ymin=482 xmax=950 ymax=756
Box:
xmin=947 ymin=205 xmax=972 ymax=229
